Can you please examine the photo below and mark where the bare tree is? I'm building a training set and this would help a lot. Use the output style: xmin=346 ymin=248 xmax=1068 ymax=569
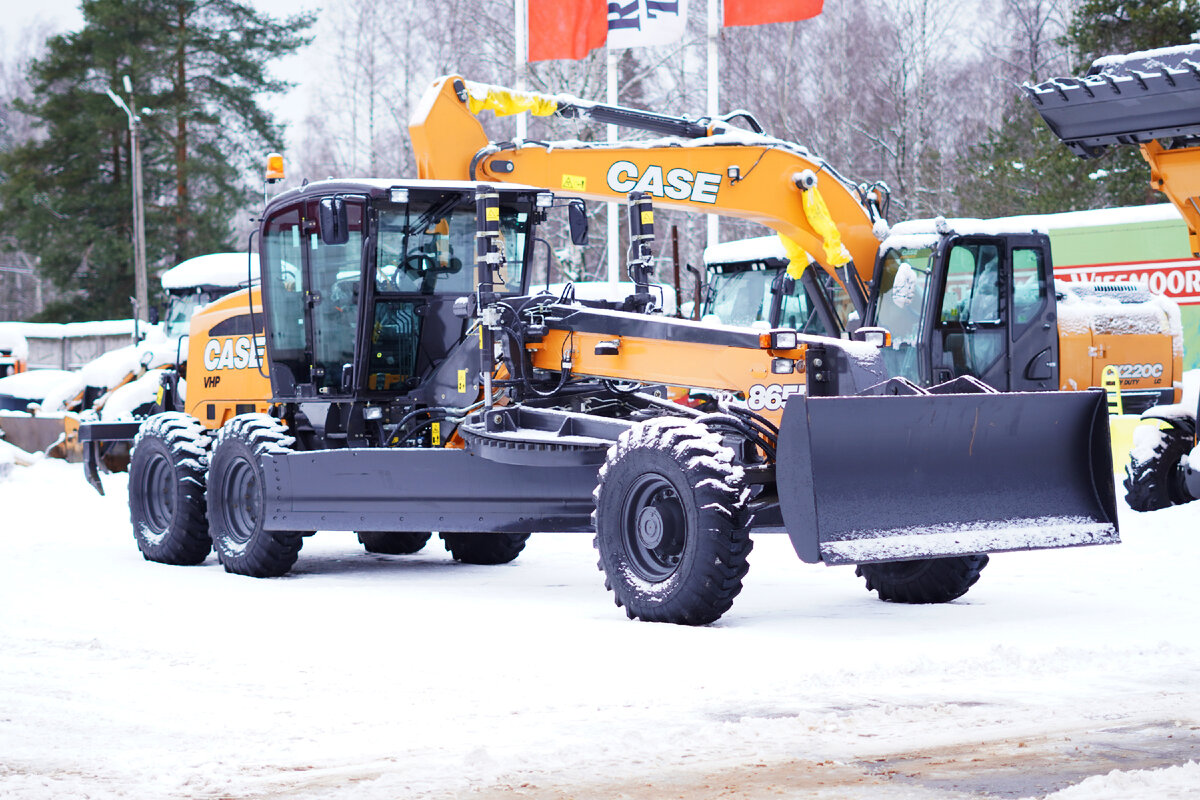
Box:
xmin=0 ymin=24 xmax=55 ymax=320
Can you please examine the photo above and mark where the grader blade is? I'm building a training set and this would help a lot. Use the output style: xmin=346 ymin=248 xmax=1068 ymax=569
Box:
xmin=1024 ymin=45 xmax=1200 ymax=157
xmin=776 ymin=390 xmax=1119 ymax=566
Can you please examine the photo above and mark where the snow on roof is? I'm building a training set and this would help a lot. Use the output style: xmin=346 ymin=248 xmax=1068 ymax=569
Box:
xmin=703 ymin=235 xmax=788 ymax=266
xmin=161 ymin=253 xmax=261 ymax=291
xmin=0 ymin=327 xmax=29 ymax=360
xmin=0 ymin=320 xmax=140 ymax=339
xmin=888 ymin=204 xmax=1183 ymax=240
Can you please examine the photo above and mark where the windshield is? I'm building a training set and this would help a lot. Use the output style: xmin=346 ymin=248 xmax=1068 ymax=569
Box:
xmin=163 ymin=294 xmax=202 ymax=338
xmin=874 ymin=246 xmax=934 ymax=381
xmin=705 ymin=266 xmax=831 ymax=334
xmin=375 ymin=198 xmax=529 ymax=295
xmin=876 ymin=247 xmax=933 ymax=345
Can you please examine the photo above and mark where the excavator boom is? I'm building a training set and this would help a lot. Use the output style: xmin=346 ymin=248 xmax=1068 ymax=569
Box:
xmin=410 ymin=76 xmax=885 ymax=298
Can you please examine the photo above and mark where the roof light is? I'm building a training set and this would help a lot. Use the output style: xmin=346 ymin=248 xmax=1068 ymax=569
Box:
xmin=536 ymin=191 xmax=554 ymax=208
xmin=390 ymin=187 xmax=409 ymax=204
xmin=265 ymin=152 xmax=284 ymax=183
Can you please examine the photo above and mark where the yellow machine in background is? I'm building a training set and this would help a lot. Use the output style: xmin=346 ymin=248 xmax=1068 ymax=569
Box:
xmin=1028 ymin=44 xmax=1200 ymax=510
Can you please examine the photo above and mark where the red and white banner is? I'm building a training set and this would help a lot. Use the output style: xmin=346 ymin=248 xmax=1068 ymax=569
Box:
xmin=527 ymin=0 xmax=821 ymax=62
xmin=723 ymin=0 xmax=823 ymax=27
xmin=527 ymin=0 xmax=607 ymax=62
xmin=608 ymin=1 xmax=689 ymax=50
xmin=1056 ymin=258 xmax=1200 ymax=304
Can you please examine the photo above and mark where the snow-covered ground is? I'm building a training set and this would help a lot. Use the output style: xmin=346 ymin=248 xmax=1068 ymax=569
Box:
xmin=1 ymin=459 xmax=1198 ymax=799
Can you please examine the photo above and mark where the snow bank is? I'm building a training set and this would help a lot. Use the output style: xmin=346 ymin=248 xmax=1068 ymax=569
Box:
xmin=1035 ymin=760 xmax=1200 ymax=799
xmin=0 ymin=370 xmax=77 ymax=402
xmin=99 ymin=370 xmax=165 ymax=421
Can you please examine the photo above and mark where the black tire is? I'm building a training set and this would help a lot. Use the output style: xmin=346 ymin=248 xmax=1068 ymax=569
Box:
xmin=206 ymin=414 xmax=305 ymax=577
xmin=856 ymin=555 xmax=989 ymax=604
xmin=439 ymin=532 xmax=529 ymax=564
xmin=358 ymin=531 xmax=431 ymax=555
xmin=1123 ymin=425 xmax=1192 ymax=511
xmin=127 ymin=412 xmax=211 ymax=565
xmin=593 ymin=418 xmax=752 ymax=625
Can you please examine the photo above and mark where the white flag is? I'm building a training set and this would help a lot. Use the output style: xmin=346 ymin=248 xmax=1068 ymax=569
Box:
xmin=607 ymin=0 xmax=688 ymax=49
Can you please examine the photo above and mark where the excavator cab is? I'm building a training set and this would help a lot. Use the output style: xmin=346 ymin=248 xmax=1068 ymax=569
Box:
xmin=868 ymin=227 xmax=1058 ymax=391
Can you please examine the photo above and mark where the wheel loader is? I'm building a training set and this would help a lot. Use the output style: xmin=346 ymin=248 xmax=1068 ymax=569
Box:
xmin=92 ymin=86 xmax=1120 ymax=625
xmin=1026 ymin=43 xmax=1200 ymax=512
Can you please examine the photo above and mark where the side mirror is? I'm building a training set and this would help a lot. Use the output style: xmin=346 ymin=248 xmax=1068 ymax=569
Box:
xmin=319 ymin=197 xmax=350 ymax=245
xmin=568 ymin=199 xmax=589 ymax=246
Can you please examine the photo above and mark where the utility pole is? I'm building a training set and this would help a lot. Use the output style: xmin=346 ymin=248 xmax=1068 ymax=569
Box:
xmin=106 ymin=76 xmax=148 ymax=326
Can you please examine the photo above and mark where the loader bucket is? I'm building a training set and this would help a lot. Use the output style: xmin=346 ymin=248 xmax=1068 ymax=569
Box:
xmin=776 ymin=390 xmax=1118 ymax=565
xmin=1023 ymin=46 xmax=1200 ymax=157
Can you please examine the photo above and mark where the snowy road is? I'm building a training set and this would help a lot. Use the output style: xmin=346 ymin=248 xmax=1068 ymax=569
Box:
xmin=1 ymin=459 xmax=1198 ymax=799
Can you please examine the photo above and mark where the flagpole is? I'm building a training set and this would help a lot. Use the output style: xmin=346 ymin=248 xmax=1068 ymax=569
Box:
xmin=706 ymin=0 xmax=719 ymax=250
xmin=515 ymin=0 xmax=528 ymax=140
xmin=607 ymin=47 xmax=619 ymax=283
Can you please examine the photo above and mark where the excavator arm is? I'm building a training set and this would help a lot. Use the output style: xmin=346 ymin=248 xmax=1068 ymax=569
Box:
xmin=409 ymin=75 xmax=888 ymax=312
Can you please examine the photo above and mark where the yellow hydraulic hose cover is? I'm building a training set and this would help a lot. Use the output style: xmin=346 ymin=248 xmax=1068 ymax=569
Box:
xmin=779 ymin=235 xmax=812 ymax=280
xmin=466 ymin=86 xmax=559 ymax=118
xmin=801 ymin=185 xmax=852 ymax=267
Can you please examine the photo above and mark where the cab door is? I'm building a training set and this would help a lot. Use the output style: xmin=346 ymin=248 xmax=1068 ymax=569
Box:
xmin=929 ymin=234 xmax=1056 ymax=391
xmin=1004 ymin=234 xmax=1057 ymax=391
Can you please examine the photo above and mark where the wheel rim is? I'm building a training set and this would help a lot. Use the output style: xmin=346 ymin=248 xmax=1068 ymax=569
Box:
xmin=621 ymin=473 xmax=686 ymax=581
xmin=141 ymin=451 xmax=175 ymax=533
xmin=222 ymin=457 xmax=260 ymax=544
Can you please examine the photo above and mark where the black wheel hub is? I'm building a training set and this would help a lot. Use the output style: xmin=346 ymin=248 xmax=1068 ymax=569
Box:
xmin=623 ymin=474 xmax=686 ymax=581
xmin=222 ymin=457 xmax=260 ymax=544
xmin=142 ymin=451 xmax=175 ymax=533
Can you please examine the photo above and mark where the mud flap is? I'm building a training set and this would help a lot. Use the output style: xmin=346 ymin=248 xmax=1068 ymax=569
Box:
xmin=776 ymin=390 xmax=1119 ymax=565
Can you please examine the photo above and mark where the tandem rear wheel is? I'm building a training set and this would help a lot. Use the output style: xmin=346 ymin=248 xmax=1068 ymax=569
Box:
xmin=128 ymin=413 xmax=212 ymax=565
xmin=206 ymin=414 xmax=308 ymax=578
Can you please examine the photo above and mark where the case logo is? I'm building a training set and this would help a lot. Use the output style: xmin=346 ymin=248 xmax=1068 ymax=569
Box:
xmin=204 ymin=335 xmax=265 ymax=371
xmin=606 ymin=161 xmax=722 ymax=204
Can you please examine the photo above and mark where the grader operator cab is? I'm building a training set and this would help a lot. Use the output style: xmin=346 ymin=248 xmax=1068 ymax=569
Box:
xmin=1027 ymin=43 xmax=1200 ymax=511
xmin=96 ymin=79 xmax=1123 ymax=625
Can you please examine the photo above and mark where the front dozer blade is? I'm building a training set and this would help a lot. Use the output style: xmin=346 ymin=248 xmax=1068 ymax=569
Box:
xmin=1024 ymin=45 xmax=1200 ymax=157
xmin=776 ymin=390 xmax=1118 ymax=566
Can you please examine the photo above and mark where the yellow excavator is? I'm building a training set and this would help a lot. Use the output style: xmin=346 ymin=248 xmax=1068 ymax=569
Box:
xmin=1027 ymin=43 xmax=1200 ymax=511
xmin=80 ymin=82 xmax=1121 ymax=625
xmin=412 ymin=77 xmax=1181 ymax=411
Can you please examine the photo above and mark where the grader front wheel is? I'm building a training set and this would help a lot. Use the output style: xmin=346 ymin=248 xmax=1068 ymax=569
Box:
xmin=593 ymin=419 xmax=752 ymax=626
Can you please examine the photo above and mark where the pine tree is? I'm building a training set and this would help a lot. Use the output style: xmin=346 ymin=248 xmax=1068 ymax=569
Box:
xmin=0 ymin=0 xmax=312 ymax=321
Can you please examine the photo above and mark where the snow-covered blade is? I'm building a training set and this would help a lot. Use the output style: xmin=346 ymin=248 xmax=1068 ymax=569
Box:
xmin=776 ymin=389 xmax=1119 ymax=565
xmin=1024 ymin=44 xmax=1200 ymax=158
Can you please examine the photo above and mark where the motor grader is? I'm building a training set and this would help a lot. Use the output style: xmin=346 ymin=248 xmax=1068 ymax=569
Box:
xmin=1027 ymin=43 xmax=1200 ymax=512
xmin=89 ymin=91 xmax=1122 ymax=626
